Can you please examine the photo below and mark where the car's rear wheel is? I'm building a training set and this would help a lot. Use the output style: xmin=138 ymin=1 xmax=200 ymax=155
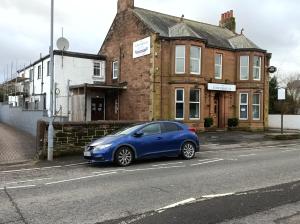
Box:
xmin=181 ymin=142 xmax=196 ymax=160
xmin=115 ymin=146 xmax=134 ymax=167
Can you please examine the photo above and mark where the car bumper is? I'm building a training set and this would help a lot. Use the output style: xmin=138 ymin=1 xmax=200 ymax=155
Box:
xmin=83 ymin=149 xmax=113 ymax=163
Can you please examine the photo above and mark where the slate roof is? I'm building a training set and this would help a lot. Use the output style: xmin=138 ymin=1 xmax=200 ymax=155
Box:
xmin=133 ymin=7 xmax=264 ymax=51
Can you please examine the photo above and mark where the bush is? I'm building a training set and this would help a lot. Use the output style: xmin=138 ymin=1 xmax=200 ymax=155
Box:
xmin=228 ymin=118 xmax=239 ymax=127
xmin=204 ymin=117 xmax=213 ymax=128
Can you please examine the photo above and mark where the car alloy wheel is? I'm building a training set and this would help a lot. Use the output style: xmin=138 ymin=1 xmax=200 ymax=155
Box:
xmin=182 ymin=142 xmax=196 ymax=160
xmin=116 ymin=147 xmax=133 ymax=166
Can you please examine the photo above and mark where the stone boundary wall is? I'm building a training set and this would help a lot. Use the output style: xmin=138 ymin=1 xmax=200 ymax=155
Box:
xmin=269 ymin=115 xmax=300 ymax=130
xmin=37 ymin=120 xmax=139 ymax=159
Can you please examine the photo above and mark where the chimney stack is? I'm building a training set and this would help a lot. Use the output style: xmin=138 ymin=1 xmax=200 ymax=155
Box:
xmin=118 ymin=0 xmax=134 ymax=13
xmin=219 ymin=10 xmax=236 ymax=33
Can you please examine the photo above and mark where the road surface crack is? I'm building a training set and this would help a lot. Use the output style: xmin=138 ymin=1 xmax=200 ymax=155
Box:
xmin=4 ymin=187 xmax=28 ymax=224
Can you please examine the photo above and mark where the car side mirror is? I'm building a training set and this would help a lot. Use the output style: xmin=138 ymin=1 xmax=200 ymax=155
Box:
xmin=134 ymin=130 xmax=144 ymax=137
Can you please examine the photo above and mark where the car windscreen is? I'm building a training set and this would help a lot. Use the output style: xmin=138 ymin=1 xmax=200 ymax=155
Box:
xmin=111 ymin=124 xmax=144 ymax=136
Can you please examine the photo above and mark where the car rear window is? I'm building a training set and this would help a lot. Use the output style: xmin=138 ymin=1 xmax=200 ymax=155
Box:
xmin=162 ymin=123 xmax=182 ymax=133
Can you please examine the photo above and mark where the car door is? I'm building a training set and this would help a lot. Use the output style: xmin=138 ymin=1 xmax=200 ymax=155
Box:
xmin=160 ymin=122 xmax=185 ymax=154
xmin=132 ymin=123 xmax=165 ymax=158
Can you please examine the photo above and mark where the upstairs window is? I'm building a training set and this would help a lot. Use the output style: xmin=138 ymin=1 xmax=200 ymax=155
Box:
xmin=175 ymin=45 xmax=185 ymax=74
xmin=94 ymin=62 xmax=101 ymax=77
xmin=37 ymin=65 xmax=42 ymax=79
xmin=175 ymin=89 xmax=184 ymax=120
xmin=240 ymin=56 xmax=249 ymax=80
xmin=29 ymin=68 xmax=34 ymax=82
xmin=239 ymin=93 xmax=248 ymax=120
xmin=112 ymin=61 xmax=119 ymax=79
xmin=252 ymin=94 xmax=260 ymax=120
xmin=190 ymin=46 xmax=201 ymax=75
xmin=215 ymin=54 xmax=222 ymax=79
xmin=253 ymin=56 xmax=261 ymax=80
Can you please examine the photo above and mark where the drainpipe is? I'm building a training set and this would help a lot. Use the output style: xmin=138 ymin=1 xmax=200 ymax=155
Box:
xmin=67 ymin=79 xmax=70 ymax=121
xmin=84 ymin=83 xmax=87 ymax=122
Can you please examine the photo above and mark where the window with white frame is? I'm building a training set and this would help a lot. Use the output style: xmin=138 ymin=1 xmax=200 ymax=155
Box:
xmin=189 ymin=89 xmax=200 ymax=119
xmin=93 ymin=62 xmax=104 ymax=77
xmin=252 ymin=94 xmax=260 ymax=120
xmin=175 ymin=45 xmax=185 ymax=74
xmin=215 ymin=53 xmax=222 ymax=79
xmin=190 ymin=46 xmax=201 ymax=75
xmin=29 ymin=68 xmax=34 ymax=82
xmin=239 ymin=93 xmax=248 ymax=120
xmin=112 ymin=61 xmax=119 ymax=79
xmin=175 ymin=89 xmax=184 ymax=119
xmin=253 ymin=56 xmax=261 ymax=80
xmin=37 ymin=65 xmax=41 ymax=79
xmin=240 ymin=56 xmax=249 ymax=80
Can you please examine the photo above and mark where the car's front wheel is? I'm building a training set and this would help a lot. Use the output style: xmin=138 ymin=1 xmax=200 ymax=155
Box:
xmin=181 ymin=142 xmax=196 ymax=160
xmin=115 ymin=146 xmax=134 ymax=166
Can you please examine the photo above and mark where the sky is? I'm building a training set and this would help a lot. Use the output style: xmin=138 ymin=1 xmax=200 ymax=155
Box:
xmin=0 ymin=0 xmax=300 ymax=83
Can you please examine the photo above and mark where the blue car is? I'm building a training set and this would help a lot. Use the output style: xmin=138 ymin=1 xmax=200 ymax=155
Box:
xmin=84 ymin=121 xmax=200 ymax=166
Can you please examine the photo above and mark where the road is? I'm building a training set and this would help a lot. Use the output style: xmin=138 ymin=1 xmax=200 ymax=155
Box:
xmin=0 ymin=139 xmax=300 ymax=224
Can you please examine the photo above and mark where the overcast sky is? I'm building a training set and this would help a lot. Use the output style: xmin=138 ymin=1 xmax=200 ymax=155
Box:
xmin=0 ymin=0 xmax=299 ymax=82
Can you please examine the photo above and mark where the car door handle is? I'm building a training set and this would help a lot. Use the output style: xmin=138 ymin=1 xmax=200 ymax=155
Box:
xmin=156 ymin=137 xmax=162 ymax=140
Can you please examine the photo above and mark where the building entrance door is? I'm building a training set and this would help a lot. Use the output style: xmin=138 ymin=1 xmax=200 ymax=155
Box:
xmin=214 ymin=93 xmax=224 ymax=128
xmin=91 ymin=98 xmax=105 ymax=121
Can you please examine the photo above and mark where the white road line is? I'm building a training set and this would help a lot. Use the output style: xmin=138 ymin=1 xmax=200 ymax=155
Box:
xmin=238 ymin=153 xmax=257 ymax=157
xmin=45 ymin=172 xmax=117 ymax=185
xmin=281 ymin=148 xmax=299 ymax=153
xmin=190 ymin=158 xmax=224 ymax=166
xmin=124 ymin=165 xmax=186 ymax=173
xmin=198 ymin=158 xmax=223 ymax=162
xmin=5 ymin=178 xmax=52 ymax=185
xmin=157 ymin=198 xmax=196 ymax=211
xmin=1 ymin=162 xmax=89 ymax=173
xmin=4 ymin=185 xmax=36 ymax=190
xmin=152 ymin=162 xmax=183 ymax=167
xmin=202 ymin=192 xmax=234 ymax=199
xmin=93 ymin=169 xmax=126 ymax=174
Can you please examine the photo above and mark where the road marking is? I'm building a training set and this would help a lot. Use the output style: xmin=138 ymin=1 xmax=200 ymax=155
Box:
xmin=1 ymin=162 xmax=89 ymax=173
xmin=238 ymin=153 xmax=257 ymax=157
xmin=202 ymin=192 xmax=234 ymax=199
xmin=3 ymin=185 xmax=37 ymax=190
xmin=45 ymin=172 xmax=117 ymax=185
xmin=152 ymin=162 xmax=183 ymax=167
xmin=157 ymin=198 xmax=196 ymax=212
xmin=190 ymin=158 xmax=224 ymax=166
xmin=93 ymin=169 xmax=126 ymax=174
xmin=124 ymin=165 xmax=186 ymax=173
xmin=198 ymin=158 xmax=223 ymax=162
xmin=281 ymin=148 xmax=299 ymax=153
xmin=5 ymin=178 xmax=52 ymax=185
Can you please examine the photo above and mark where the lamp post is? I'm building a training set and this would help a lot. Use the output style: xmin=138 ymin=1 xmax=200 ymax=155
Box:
xmin=48 ymin=0 xmax=54 ymax=161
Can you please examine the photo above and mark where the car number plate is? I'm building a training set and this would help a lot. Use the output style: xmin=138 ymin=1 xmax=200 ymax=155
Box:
xmin=84 ymin=151 xmax=91 ymax=157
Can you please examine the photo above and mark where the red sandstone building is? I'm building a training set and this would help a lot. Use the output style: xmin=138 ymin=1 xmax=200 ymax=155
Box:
xmin=98 ymin=0 xmax=271 ymax=131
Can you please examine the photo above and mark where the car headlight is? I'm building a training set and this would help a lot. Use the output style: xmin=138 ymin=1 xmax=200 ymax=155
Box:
xmin=93 ymin=144 xmax=112 ymax=152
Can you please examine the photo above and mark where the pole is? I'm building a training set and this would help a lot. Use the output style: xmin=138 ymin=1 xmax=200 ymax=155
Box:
xmin=48 ymin=0 xmax=54 ymax=161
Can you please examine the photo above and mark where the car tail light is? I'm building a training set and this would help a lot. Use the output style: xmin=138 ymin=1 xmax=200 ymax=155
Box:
xmin=188 ymin=127 xmax=197 ymax=133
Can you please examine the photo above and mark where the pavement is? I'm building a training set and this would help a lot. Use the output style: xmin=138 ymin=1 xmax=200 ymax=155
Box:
xmin=0 ymin=123 xmax=36 ymax=166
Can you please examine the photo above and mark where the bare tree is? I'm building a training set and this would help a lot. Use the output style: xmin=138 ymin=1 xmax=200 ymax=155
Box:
xmin=283 ymin=74 xmax=300 ymax=114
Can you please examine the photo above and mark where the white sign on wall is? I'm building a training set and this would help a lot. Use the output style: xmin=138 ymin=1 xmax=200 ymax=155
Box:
xmin=208 ymin=83 xmax=236 ymax=92
xmin=278 ymin=88 xmax=286 ymax=100
xmin=133 ymin=37 xmax=151 ymax=59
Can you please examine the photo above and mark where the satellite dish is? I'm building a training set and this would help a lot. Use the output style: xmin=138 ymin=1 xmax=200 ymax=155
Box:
xmin=56 ymin=37 xmax=69 ymax=51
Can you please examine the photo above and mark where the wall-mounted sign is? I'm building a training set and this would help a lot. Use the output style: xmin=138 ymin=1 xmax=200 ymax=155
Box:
xmin=133 ymin=37 xmax=151 ymax=59
xmin=278 ymin=88 xmax=286 ymax=100
xmin=268 ymin=66 xmax=277 ymax=74
xmin=208 ymin=83 xmax=236 ymax=92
